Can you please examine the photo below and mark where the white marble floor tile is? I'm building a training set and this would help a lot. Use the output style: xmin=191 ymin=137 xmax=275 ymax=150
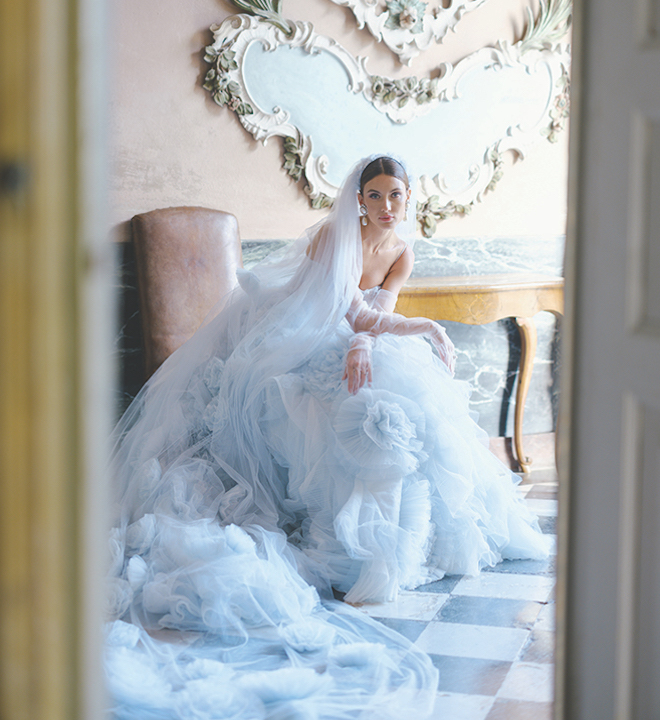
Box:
xmin=524 ymin=498 xmax=558 ymax=516
xmin=498 ymin=662 xmax=554 ymax=703
xmin=453 ymin=573 xmax=554 ymax=602
xmin=432 ymin=692 xmax=494 ymax=720
xmin=521 ymin=468 xmax=558 ymax=484
xmin=355 ymin=591 xmax=449 ymax=621
xmin=534 ymin=603 xmax=556 ymax=632
xmin=415 ymin=622 xmax=529 ymax=662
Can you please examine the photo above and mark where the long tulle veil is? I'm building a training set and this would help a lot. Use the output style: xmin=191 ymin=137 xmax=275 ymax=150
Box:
xmin=110 ymin=154 xmax=420 ymax=533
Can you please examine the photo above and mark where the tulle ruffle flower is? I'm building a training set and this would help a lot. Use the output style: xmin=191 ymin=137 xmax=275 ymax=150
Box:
xmin=105 ymin=620 xmax=142 ymax=648
xmin=301 ymin=345 xmax=345 ymax=399
xmin=203 ymin=357 xmax=226 ymax=394
xmin=329 ymin=642 xmax=388 ymax=668
xmin=126 ymin=512 xmax=158 ymax=554
xmin=203 ymin=393 xmax=230 ymax=432
xmin=237 ymin=667 xmax=330 ymax=703
xmin=173 ymin=681 xmax=262 ymax=720
xmin=279 ymin=618 xmax=336 ymax=652
xmin=105 ymin=577 xmax=133 ymax=620
xmin=334 ymin=389 xmax=426 ymax=474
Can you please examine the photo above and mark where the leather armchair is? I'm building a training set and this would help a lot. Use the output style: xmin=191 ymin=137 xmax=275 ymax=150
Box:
xmin=131 ymin=206 xmax=242 ymax=378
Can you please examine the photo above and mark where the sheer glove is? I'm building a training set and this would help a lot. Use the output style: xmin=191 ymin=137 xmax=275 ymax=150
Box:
xmin=371 ymin=287 xmax=397 ymax=313
xmin=343 ymin=333 xmax=374 ymax=395
xmin=346 ymin=293 xmax=457 ymax=375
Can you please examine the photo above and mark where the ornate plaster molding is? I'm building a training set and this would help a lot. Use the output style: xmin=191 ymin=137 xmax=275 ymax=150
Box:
xmin=202 ymin=0 xmax=571 ymax=235
xmin=328 ymin=0 xmax=489 ymax=65
xmin=227 ymin=0 xmax=294 ymax=36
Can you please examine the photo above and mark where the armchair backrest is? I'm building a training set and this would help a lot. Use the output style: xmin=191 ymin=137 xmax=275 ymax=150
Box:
xmin=131 ymin=206 xmax=242 ymax=378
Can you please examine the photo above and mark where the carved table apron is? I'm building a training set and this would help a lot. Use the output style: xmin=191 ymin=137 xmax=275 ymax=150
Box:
xmin=395 ymin=274 xmax=564 ymax=474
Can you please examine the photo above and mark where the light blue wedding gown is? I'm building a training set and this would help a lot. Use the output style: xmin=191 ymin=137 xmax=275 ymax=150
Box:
xmin=105 ymin=160 xmax=549 ymax=719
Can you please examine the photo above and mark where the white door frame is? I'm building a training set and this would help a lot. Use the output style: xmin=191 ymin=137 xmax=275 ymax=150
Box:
xmin=558 ymin=0 xmax=660 ymax=718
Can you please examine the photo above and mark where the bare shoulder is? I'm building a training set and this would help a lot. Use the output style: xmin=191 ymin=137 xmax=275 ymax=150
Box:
xmin=389 ymin=243 xmax=414 ymax=279
xmin=396 ymin=243 xmax=414 ymax=273
xmin=381 ymin=243 xmax=414 ymax=295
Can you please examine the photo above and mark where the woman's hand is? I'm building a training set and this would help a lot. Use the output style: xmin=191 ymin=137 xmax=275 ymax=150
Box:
xmin=343 ymin=333 xmax=374 ymax=395
xmin=427 ymin=321 xmax=457 ymax=375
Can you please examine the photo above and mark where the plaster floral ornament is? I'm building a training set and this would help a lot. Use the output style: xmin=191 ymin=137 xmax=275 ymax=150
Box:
xmin=519 ymin=0 xmax=572 ymax=52
xmin=542 ymin=66 xmax=570 ymax=143
xmin=370 ymin=74 xmax=441 ymax=109
xmin=228 ymin=0 xmax=294 ymax=36
xmin=385 ymin=0 xmax=427 ymax=34
xmin=282 ymin=135 xmax=333 ymax=207
xmin=417 ymin=197 xmax=472 ymax=238
xmin=202 ymin=0 xmax=571 ymax=235
xmin=329 ymin=0 xmax=489 ymax=65
xmin=203 ymin=43 xmax=253 ymax=115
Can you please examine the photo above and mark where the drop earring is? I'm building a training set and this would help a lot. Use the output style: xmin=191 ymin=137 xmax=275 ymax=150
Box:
xmin=359 ymin=203 xmax=368 ymax=226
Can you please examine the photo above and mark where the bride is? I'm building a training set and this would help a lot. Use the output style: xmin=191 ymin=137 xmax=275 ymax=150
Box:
xmin=105 ymin=156 xmax=550 ymax=719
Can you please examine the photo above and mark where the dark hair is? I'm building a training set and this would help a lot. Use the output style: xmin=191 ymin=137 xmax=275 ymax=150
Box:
xmin=359 ymin=157 xmax=409 ymax=195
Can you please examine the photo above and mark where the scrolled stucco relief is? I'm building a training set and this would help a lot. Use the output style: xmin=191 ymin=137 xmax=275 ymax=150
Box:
xmin=202 ymin=0 xmax=571 ymax=236
xmin=327 ymin=0 xmax=489 ymax=65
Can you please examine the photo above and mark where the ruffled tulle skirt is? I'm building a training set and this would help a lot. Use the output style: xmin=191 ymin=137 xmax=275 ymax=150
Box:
xmin=262 ymin=323 xmax=550 ymax=603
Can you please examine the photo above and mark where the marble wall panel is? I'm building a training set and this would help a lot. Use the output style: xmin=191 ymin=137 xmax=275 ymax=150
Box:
xmin=114 ymin=241 xmax=144 ymax=419
xmin=114 ymin=236 xmax=564 ymax=436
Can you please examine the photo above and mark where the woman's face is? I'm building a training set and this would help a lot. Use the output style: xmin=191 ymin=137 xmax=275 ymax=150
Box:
xmin=359 ymin=174 xmax=411 ymax=232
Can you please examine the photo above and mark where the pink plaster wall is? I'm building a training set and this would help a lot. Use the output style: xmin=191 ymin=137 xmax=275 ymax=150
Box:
xmin=110 ymin=0 xmax=568 ymax=240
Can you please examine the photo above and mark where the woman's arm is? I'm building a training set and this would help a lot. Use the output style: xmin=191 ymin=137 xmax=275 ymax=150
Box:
xmin=343 ymin=245 xmax=414 ymax=394
xmin=342 ymin=296 xmax=456 ymax=393
xmin=348 ymin=295 xmax=455 ymax=360
xmin=343 ymin=245 xmax=455 ymax=393
xmin=346 ymin=290 xmax=456 ymax=375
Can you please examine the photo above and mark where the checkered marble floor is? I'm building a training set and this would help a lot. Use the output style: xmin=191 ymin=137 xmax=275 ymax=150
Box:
xmin=355 ymin=470 xmax=558 ymax=720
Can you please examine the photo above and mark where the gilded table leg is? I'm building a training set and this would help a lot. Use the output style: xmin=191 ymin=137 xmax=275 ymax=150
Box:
xmin=513 ymin=316 xmax=537 ymax=474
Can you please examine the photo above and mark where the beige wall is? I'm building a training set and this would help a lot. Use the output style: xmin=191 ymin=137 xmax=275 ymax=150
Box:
xmin=110 ymin=0 xmax=567 ymax=240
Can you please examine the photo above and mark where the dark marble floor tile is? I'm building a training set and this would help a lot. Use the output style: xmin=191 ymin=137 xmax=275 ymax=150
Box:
xmin=429 ymin=654 xmax=511 ymax=696
xmin=538 ymin=515 xmax=556 ymax=534
xmin=372 ymin=617 xmax=428 ymax=643
xmin=520 ymin=629 xmax=555 ymax=664
xmin=436 ymin=596 xmax=542 ymax=630
xmin=486 ymin=698 xmax=553 ymax=720
xmin=413 ymin=575 xmax=462 ymax=594
xmin=483 ymin=556 xmax=556 ymax=576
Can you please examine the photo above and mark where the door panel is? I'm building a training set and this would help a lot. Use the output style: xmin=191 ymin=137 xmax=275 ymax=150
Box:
xmin=562 ymin=0 xmax=660 ymax=718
